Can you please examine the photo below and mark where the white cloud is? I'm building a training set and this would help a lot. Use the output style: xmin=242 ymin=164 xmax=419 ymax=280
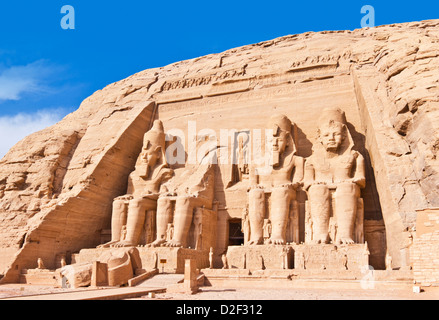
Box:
xmin=0 ymin=110 xmax=66 ymax=159
xmin=0 ymin=60 xmax=58 ymax=102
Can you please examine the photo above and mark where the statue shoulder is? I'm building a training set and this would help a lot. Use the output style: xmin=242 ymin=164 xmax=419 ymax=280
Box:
xmin=351 ymin=150 xmax=364 ymax=161
xmin=157 ymin=165 xmax=174 ymax=181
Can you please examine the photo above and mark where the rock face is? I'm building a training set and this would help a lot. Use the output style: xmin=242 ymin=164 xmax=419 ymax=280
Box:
xmin=1 ymin=19 xmax=439 ymax=283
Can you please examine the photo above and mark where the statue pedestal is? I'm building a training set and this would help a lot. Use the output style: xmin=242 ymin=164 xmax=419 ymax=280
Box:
xmin=226 ymin=245 xmax=293 ymax=270
xmin=293 ymin=243 xmax=369 ymax=271
xmin=73 ymin=247 xmax=209 ymax=274
xmin=225 ymin=243 xmax=369 ymax=272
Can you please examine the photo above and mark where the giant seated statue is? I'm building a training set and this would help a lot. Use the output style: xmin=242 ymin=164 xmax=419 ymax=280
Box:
xmin=246 ymin=114 xmax=304 ymax=245
xmin=304 ymin=107 xmax=365 ymax=245
xmin=150 ymin=139 xmax=217 ymax=249
xmin=99 ymin=120 xmax=174 ymax=248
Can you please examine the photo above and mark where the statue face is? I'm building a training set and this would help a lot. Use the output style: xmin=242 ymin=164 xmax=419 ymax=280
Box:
xmin=272 ymin=130 xmax=288 ymax=155
xmin=319 ymin=123 xmax=344 ymax=152
xmin=142 ymin=142 xmax=161 ymax=167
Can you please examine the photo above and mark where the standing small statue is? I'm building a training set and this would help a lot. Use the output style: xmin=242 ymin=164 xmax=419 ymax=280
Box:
xmin=241 ymin=207 xmax=250 ymax=245
xmin=259 ymin=255 xmax=266 ymax=270
xmin=222 ymin=254 xmax=229 ymax=269
xmin=37 ymin=258 xmax=45 ymax=270
xmin=263 ymin=219 xmax=272 ymax=244
xmin=209 ymin=247 xmax=214 ymax=269
xmin=341 ymin=254 xmax=348 ymax=270
xmin=299 ymin=252 xmax=306 ymax=270
xmin=120 ymin=225 xmax=127 ymax=241
xmin=385 ymin=251 xmax=392 ymax=271
xmin=237 ymin=133 xmax=249 ymax=178
xmin=243 ymin=253 xmax=247 ymax=269
xmin=153 ymin=251 xmax=158 ymax=270
xmin=166 ymin=223 xmax=174 ymax=242
xmin=280 ymin=247 xmax=288 ymax=269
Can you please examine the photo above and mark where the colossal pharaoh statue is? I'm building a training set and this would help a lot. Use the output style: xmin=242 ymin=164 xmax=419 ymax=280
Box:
xmin=100 ymin=120 xmax=174 ymax=248
xmin=150 ymin=137 xmax=217 ymax=249
xmin=304 ymin=107 xmax=366 ymax=245
xmin=247 ymin=114 xmax=304 ymax=245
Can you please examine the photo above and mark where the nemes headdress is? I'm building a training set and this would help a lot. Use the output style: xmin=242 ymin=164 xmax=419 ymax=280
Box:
xmin=143 ymin=120 xmax=167 ymax=165
xmin=317 ymin=107 xmax=354 ymax=152
xmin=268 ymin=113 xmax=297 ymax=155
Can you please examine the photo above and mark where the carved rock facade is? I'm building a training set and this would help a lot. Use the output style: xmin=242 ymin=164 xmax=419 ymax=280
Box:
xmin=1 ymin=20 xmax=439 ymax=284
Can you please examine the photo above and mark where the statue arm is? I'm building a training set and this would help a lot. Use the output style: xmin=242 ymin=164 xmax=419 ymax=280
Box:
xmin=303 ymin=159 xmax=315 ymax=190
xmin=353 ymin=152 xmax=366 ymax=188
xmin=292 ymin=156 xmax=304 ymax=187
xmin=248 ymin=165 xmax=259 ymax=188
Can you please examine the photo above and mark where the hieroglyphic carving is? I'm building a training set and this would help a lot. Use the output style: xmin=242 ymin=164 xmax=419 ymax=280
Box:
xmin=161 ymin=66 xmax=247 ymax=92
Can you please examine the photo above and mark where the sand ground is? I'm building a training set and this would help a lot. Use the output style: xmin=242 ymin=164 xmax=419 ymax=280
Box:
xmin=144 ymin=286 xmax=439 ymax=300
xmin=1 ymin=283 xmax=438 ymax=300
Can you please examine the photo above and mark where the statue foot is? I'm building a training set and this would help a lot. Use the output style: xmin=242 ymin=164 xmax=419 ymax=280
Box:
xmin=111 ymin=241 xmax=136 ymax=248
xmin=338 ymin=237 xmax=355 ymax=245
xmin=268 ymin=238 xmax=285 ymax=245
xmin=247 ymin=238 xmax=263 ymax=246
xmin=311 ymin=235 xmax=329 ymax=244
xmin=150 ymin=239 xmax=166 ymax=247
xmin=97 ymin=241 xmax=117 ymax=248
xmin=166 ymin=240 xmax=183 ymax=247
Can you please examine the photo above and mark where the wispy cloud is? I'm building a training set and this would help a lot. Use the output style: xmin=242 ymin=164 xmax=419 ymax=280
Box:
xmin=0 ymin=60 xmax=62 ymax=102
xmin=0 ymin=109 xmax=67 ymax=158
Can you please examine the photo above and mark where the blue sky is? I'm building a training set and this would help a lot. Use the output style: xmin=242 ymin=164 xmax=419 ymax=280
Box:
xmin=0 ymin=0 xmax=437 ymax=157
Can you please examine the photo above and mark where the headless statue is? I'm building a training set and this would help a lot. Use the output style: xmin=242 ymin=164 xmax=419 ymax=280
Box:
xmin=150 ymin=161 xmax=216 ymax=248
xmin=247 ymin=114 xmax=304 ymax=245
xmin=99 ymin=120 xmax=174 ymax=248
xmin=304 ymin=107 xmax=366 ymax=244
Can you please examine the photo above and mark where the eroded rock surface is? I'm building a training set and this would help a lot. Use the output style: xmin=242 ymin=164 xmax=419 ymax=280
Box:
xmin=1 ymin=19 xmax=438 ymax=282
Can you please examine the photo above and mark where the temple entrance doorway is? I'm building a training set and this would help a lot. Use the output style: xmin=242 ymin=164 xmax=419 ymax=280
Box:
xmin=228 ymin=219 xmax=244 ymax=246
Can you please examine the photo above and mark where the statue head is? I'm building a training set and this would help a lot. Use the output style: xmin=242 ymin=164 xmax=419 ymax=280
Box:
xmin=317 ymin=107 xmax=352 ymax=153
xmin=267 ymin=114 xmax=296 ymax=166
xmin=141 ymin=120 xmax=167 ymax=168
xmin=319 ymin=121 xmax=346 ymax=152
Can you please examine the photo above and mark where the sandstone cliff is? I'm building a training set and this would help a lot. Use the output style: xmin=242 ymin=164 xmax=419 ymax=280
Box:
xmin=1 ymin=19 xmax=438 ymax=282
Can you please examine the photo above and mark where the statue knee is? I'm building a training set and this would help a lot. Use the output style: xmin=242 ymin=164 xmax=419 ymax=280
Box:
xmin=157 ymin=197 xmax=172 ymax=209
xmin=128 ymin=198 xmax=144 ymax=210
xmin=308 ymin=184 xmax=329 ymax=199
xmin=175 ymin=196 xmax=191 ymax=211
xmin=272 ymin=186 xmax=295 ymax=201
xmin=336 ymin=182 xmax=360 ymax=197
xmin=249 ymin=188 xmax=264 ymax=200
xmin=112 ymin=199 xmax=126 ymax=211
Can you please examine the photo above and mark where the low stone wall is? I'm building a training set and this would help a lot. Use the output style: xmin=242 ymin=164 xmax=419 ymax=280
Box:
xmin=294 ymin=244 xmax=369 ymax=271
xmin=411 ymin=208 xmax=439 ymax=286
xmin=226 ymin=244 xmax=369 ymax=272
xmin=74 ymin=247 xmax=209 ymax=274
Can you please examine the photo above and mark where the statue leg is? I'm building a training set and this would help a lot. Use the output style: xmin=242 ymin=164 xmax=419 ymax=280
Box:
xmin=98 ymin=199 xmax=127 ymax=248
xmin=308 ymin=184 xmax=331 ymax=244
xmin=166 ymin=196 xmax=194 ymax=247
xmin=269 ymin=187 xmax=295 ymax=245
xmin=167 ymin=195 xmax=212 ymax=248
xmin=334 ymin=182 xmax=360 ymax=244
xmin=114 ymin=198 xmax=156 ymax=247
xmin=247 ymin=188 xmax=265 ymax=245
xmin=151 ymin=197 xmax=173 ymax=247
